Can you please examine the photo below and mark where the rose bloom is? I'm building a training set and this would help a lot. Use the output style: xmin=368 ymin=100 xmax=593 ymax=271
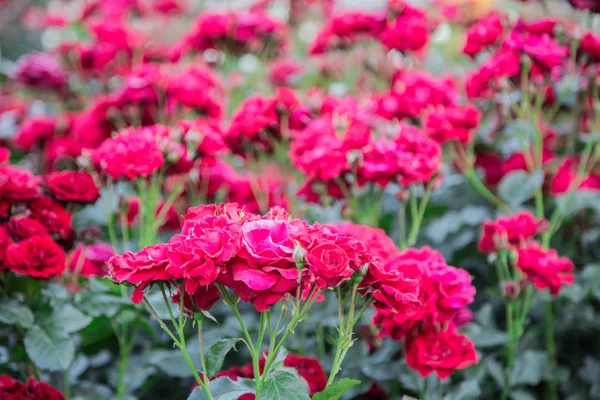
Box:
xmin=516 ymin=242 xmax=574 ymax=295
xmin=7 ymin=215 xmax=49 ymax=240
xmin=380 ymin=7 xmax=429 ymax=53
xmin=580 ymin=31 xmax=600 ymax=61
xmin=219 ymin=218 xmax=301 ymax=311
xmin=567 ymin=0 xmax=600 ymax=13
xmin=0 ymin=375 xmax=66 ymax=400
xmin=269 ymin=58 xmax=303 ymax=86
xmin=423 ymin=104 xmax=481 ymax=144
xmin=69 ymin=242 xmax=113 ymax=277
xmin=550 ymin=158 xmax=600 ymax=194
xmin=46 ymin=171 xmax=100 ymax=203
xmin=365 ymin=256 xmax=421 ymax=314
xmin=92 ymin=130 xmax=165 ymax=180
xmin=336 ymin=222 xmax=401 ymax=263
xmin=394 ymin=124 xmax=442 ymax=186
xmin=15 ymin=116 xmax=57 ymax=149
xmin=0 ymin=166 xmax=42 ymax=201
xmin=463 ymin=14 xmax=504 ymax=57
xmin=478 ymin=211 xmax=546 ymax=253
xmin=108 ymin=243 xmax=173 ymax=303
xmin=28 ymin=197 xmax=74 ymax=244
xmin=6 ymin=235 xmax=66 ymax=279
xmin=304 ymin=224 xmax=374 ymax=289
xmin=167 ymin=203 xmax=242 ymax=294
xmin=405 ymin=328 xmax=478 ymax=379
xmin=165 ymin=66 xmax=223 ymax=119
xmin=13 ymin=52 xmax=66 ymax=88
xmin=429 ymin=263 xmax=476 ymax=321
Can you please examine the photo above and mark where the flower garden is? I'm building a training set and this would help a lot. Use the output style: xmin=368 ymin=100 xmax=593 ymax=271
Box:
xmin=0 ymin=0 xmax=599 ymax=399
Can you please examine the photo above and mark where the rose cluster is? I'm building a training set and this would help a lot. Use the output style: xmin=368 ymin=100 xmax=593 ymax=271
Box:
xmin=339 ymin=223 xmax=478 ymax=379
xmin=478 ymin=212 xmax=574 ymax=296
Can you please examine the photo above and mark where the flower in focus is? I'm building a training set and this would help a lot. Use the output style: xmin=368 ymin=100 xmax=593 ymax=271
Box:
xmin=107 ymin=243 xmax=173 ymax=303
xmin=171 ymin=284 xmax=221 ymax=314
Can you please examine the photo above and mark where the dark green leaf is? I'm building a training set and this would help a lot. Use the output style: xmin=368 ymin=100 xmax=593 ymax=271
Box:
xmin=187 ymin=377 xmax=255 ymax=400
xmin=0 ymin=299 xmax=34 ymax=328
xmin=38 ymin=304 xmax=92 ymax=334
xmin=205 ymin=339 xmax=242 ymax=378
xmin=24 ymin=326 xmax=75 ymax=371
xmin=261 ymin=370 xmax=310 ymax=400
xmin=498 ymin=170 xmax=544 ymax=208
xmin=312 ymin=378 xmax=360 ymax=400
xmin=511 ymin=351 xmax=548 ymax=386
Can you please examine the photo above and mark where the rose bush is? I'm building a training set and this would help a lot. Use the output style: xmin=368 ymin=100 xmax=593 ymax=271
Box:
xmin=0 ymin=0 xmax=599 ymax=399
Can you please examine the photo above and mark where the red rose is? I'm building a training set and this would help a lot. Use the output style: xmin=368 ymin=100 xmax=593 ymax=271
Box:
xmin=7 ymin=216 xmax=49 ymax=240
xmin=15 ymin=117 xmax=57 ymax=149
xmin=171 ymin=284 xmax=221 ymax=314
xmin=13 ymin=52 xmax=66 ymax=89
xmin=516 ymin=242 xmax=574 ymax=296
xmin=167 ymin=204 xmax=242 ymax=294
xmin=0 ymin=166 xmax=42 ymax=201
xmin=304 ymin=224 xmax=374 ymax=289
xmin=108 ymin=243 xmax=173 ymax=289
xmin=429 ymin=264 xmax=476 ymax=322
xmin=394 ymin=124 xmax=442 ymax=186
xmin=580 ymin=31 xmax=600 ymax=61
xmin=550 ymin=158 xmax=600 ymax=195
xmin=166 ymin=67 xmax=223 ymax=119
xmin=423 ymin=104 xmax=481 ymax=144
xmin=25 ymin=377 xmax=66 ymax=400
xmin=6 ymin=235 xmax=66 ymax=279
xmin=0 ymin=374 xmax=27 ymax=398
xmin=69 ymin=242 xmax=113 ymax=277
xmin=305 ymin=242 xmax=352 ymax=288
xmin=46 ymin=171 xmax=100 ymax=203
xmin=336 ymin=222 xmax=401 ymax=263
xmin=405 ymin=328 xmax=478 ymax=379
xmin=219 ymin=218 xmax=301 ymax=311
xmin=92 ymin=129 xmax=164 ymax=180
xmin=380 ymin=8 xmax=429 ymax=53
xmin=28 ymin=197 xmax=74 ymax=244
xmin=567 ymin=0 xmax=600 ymax=13
xmin=365 ymin=253 xmax=421 ymax=313
xmin=463 ymin=14 xmax=504 ymax=58
xmin=283 ymin=355 xmax=327 ymax=395
xmin=478 ymin=211 xmax=546 ymax=253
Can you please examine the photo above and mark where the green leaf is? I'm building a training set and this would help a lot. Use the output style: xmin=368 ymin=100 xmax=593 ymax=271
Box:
xmin=261 ymin=370 xmax=311 ymax=400
xmin=24 ymin=326 xmax=75 ymax=371
xmin=511 ymin=351 xmax=548 ymax=386
xmin=312 ymin=378 xmax=361 ymax=400
xmin=205 ymin=339 xmax=242 ymax=378
xmin=77 ymin=292 xmax=129 ymax=318
xmin=498 ymin=170 xmax=544 ymax=208
xmin=38 ymin=304 xmax=92 ymax=334
xmin=0 ymin=298 xmax=34 ymax=328
xmin=187 ymin=377 xmax=255 ymax=400
xmin=147 ymin=350 xmax=199 ymax=378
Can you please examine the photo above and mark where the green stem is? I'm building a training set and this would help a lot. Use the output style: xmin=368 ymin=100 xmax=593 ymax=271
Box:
xmin=198 ymin=318 xmax=209 ymax=384
xmin=63 ymin=370 xmax=71 ymax=399
xmin=464 ymin=168 xmax=510 ymax=212
xmin=544 ymin=302 xmax=558 ymax=400
xmin=327 ymin=284 xmax=360 ymax=386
